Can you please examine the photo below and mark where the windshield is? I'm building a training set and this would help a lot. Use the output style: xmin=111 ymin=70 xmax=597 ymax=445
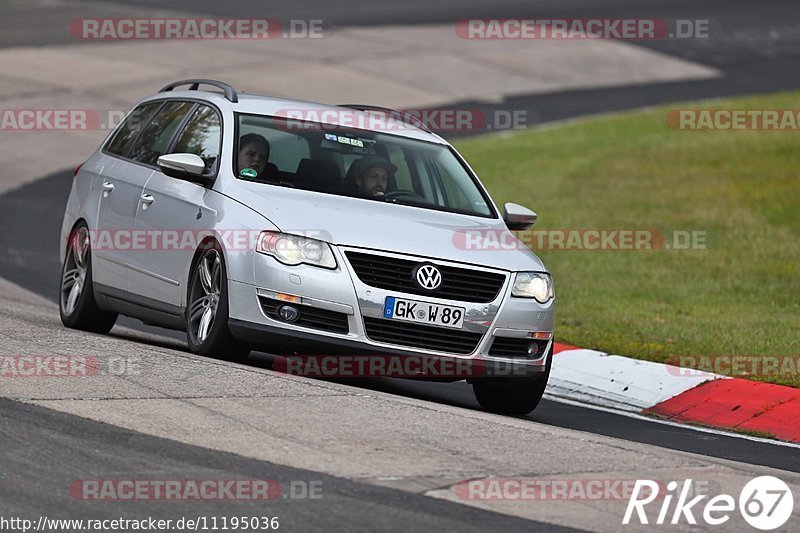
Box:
xmin=234 ymin=113 xmax=496 ymax=218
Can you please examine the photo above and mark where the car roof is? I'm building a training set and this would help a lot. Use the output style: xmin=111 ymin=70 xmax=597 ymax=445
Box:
xmin=138 ymin=89 xmax=449 ymax=145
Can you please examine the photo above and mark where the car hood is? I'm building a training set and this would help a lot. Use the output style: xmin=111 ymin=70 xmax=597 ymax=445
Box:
xmin=225 ymin=181 xmax=546 ymax=272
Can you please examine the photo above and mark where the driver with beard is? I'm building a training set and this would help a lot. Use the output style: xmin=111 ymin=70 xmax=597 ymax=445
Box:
xmin=350 ymin=156 xmax=398 ymax=198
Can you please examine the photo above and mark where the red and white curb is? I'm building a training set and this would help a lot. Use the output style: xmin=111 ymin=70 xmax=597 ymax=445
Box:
xmin=548 ymin=343 xmax=800 ymax=443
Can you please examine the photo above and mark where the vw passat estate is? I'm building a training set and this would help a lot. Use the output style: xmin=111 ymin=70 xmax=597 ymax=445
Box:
xmin=59 ymin=80 xmax=555 ymax=414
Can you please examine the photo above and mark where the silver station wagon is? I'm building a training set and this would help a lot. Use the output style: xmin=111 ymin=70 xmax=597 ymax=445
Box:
xmin=59 ymin=80 xmax=555 ymax=414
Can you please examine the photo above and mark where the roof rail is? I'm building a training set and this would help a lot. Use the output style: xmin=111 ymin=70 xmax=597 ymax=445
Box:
xmin=159 ymin=79 xmax=238 ymax=103
xmin=337 ymin=104 xmax=433 ymax=134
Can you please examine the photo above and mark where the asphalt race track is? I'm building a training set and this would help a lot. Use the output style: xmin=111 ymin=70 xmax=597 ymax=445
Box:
xmin=4 ymin=0 xmax=800 ymax=130
xmin=1 ymin=399 xmax=575 ymax=533
xmin=1 ymin=0 xmax=800 ymax=531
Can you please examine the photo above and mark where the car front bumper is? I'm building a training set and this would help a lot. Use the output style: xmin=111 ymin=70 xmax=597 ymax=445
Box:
xmin=227 ymin=246 xmax=555 ymax=375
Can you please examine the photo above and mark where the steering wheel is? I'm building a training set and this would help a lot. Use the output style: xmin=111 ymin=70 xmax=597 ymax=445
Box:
xmin=383 ymin=190 xmax=428 ymax=202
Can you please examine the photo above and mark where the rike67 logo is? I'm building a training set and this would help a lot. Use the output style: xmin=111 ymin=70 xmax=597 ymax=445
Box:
xmin=624 ymin=476 xmax=794 ymax=530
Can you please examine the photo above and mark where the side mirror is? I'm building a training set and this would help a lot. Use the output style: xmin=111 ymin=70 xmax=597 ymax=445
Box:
xmin=503 ymin=202 xmax=537 ymax=231
xmin=157 ymin=153 xmax=213 ymax=186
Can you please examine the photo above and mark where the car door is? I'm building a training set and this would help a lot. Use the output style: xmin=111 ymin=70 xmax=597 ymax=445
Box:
xmin=93 ymin=101 xmax=161 ymax=292
xmin=129 ymin=103 xmax=222 ymax=308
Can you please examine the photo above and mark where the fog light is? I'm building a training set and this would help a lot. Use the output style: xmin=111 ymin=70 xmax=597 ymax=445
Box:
xmin=278 ymin=305 xmax=299 ymax=323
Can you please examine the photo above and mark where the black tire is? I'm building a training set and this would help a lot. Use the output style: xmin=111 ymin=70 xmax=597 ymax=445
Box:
xmin=472 ymin=348 xmax=552 ymax=415
xmin=59 ymin=223 xmax=118 ymax=333
xmin=185 ymin=242 xmax=250 ymax=362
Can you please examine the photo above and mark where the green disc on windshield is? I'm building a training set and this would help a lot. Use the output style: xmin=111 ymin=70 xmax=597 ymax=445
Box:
xmin=240 ymin=168 xmax=258 ymax=178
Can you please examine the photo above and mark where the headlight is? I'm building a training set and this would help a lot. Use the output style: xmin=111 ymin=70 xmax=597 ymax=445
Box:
xmin=512 ymin=272 xmax=554 ymax=303
xmin=256 ymin=231 xmax=336 ymax=269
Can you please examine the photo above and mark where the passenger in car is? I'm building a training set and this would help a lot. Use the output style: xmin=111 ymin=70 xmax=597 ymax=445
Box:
xmin=237 ymin=133 xmax=279 ymax=181
xmin=349 ymin=156 xmax=398 ymax=198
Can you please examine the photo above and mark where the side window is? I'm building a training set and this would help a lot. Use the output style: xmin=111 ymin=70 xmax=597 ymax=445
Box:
xmin=172 ymin=105 xmax=222 ymax=175
xmin=259 ymin=129 xmax=310 ymax=172
xmin=385 ymin=144 xmax=412 ymax=190
xmin=129 ymin=102 xmax=194 ymax=166
xmin=105 ymin=102 xmax=161 ymax=157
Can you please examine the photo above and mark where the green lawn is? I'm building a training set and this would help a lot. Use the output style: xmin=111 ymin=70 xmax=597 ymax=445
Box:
xmin=454 ymin=92 xmax=800 ymax=386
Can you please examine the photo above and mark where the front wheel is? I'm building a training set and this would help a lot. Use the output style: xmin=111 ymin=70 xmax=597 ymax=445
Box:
xmin=186 ymin=244 xmax=250 ymax=362
xmin=59 ymin=223 xmax=118 ymax=333
xmin=472 ymin=350 xmax=551 ymax=415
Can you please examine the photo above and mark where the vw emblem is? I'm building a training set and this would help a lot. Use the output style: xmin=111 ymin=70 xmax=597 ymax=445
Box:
xmin=415 ymin=264 xmax=442 ymax=290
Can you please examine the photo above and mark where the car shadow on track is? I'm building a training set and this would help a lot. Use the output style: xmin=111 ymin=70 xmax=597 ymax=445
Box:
xmin=106 ymin=322 xmax=489 ymax=412
xmin=98 ymin=326 xmax=800 ymax=473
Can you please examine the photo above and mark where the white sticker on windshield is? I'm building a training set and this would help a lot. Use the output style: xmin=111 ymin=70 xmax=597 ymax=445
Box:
xmin=325 ymin=133 xmax=364 ymax=148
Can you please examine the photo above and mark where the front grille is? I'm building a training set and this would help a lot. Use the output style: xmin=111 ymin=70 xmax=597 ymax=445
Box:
xmin=346 ymin=251 xmax=506 ymax=303
xmin=362 ymin=317 xmax=483 ymax=354
xmin=488 ymin=337 xmax=548 ymax=358
xmin=259 ymin=296 xmax=349 ymax=334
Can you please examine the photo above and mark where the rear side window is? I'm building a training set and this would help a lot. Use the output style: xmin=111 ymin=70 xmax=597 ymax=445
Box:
xmin=129 ymin=102 xmax=195 ymax=166
xmin=238 ymin=115 xmax=310 ymax=172
xmin=105 ymin=102 xmax=161 ymax=157
xmin=172 ymin=105 xmax=222 ymax=175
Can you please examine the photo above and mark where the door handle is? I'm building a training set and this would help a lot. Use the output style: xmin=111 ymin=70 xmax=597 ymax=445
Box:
xmin=140 ymin=194 xmax=155 ymax=207
xmin=101 ymin=181 xmax=115 ymax=192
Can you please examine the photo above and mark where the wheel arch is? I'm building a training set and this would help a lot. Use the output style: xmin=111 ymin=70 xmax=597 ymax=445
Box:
xmin=186 ymin=235 xmax=227 ymax=305
xmin=60 ymin=217 xmax=90 ymax=267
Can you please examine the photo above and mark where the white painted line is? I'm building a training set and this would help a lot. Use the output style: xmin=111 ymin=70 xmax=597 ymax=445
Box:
xmin=549 ymin=348 xmax=724 ymax=411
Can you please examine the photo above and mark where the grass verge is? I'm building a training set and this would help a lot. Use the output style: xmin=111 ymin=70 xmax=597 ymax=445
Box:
xmin=454 ymin=92 xmax=800 ymax=386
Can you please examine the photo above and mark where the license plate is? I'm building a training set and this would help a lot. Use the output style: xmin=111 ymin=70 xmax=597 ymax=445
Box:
xmin=383 ymin=296 xmax=465 ymax=329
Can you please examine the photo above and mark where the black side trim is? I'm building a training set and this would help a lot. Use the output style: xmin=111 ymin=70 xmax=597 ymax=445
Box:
xmin=94 ymin=283 xmax=185 ymax=330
